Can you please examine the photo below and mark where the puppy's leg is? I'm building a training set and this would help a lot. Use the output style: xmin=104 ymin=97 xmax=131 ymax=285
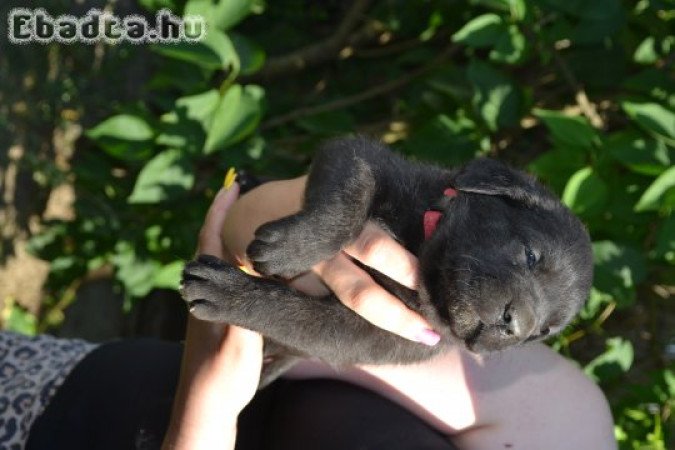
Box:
xmin=182 ymin=255 xmax=440 ymax=366
xmin=259 ymin=355 xmax=300 ymax=388
xmin=247 ymin=137 xmax=394 ymax=278
xmin=259 ymin=340 xmax=302 ymax=388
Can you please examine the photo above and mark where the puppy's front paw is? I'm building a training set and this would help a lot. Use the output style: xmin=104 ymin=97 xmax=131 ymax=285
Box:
xmin=180 ymin=255 xmax=250 ymax=322
xmin=247 ymin=215 xmax=323 ymax=278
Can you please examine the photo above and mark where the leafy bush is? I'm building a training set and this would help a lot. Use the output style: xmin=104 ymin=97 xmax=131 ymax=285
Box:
xmin=11 ymin=0 xmax=675 ymax=448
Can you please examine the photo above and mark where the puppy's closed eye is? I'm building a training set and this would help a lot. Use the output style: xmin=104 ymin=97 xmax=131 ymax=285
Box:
xmin=525 ymin=247 xmax=538 ymax=270
xmin=525 ymin=326 xmax=551 ymax=342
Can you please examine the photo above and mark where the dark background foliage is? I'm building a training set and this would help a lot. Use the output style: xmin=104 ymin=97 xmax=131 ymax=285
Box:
xmin=0 ymin=0 xmax=673 ymax=447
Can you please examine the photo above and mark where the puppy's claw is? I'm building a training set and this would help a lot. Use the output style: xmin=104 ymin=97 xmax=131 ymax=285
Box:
xmin=187 ymin=298 xmax=208 ymax=313
xmin=180 ymin=258 xmax=256 ymax=323
xmin=247 ymin=238 xmax=270 ymax=262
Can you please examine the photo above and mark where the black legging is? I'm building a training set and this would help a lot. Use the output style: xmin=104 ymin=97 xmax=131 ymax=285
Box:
xmin=27 ymin=339 xmax=458 ymax=450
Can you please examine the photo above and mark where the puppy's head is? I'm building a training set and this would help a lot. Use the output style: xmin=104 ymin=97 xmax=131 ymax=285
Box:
xmin=419 ymin=159 xmax=593 ymax=352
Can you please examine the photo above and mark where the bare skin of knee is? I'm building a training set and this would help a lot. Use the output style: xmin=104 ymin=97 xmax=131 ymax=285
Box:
xmin=223 ymin=177 xmax=616 ymax=450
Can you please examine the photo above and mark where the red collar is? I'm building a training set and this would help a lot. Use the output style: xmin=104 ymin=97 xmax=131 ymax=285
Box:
xmin=423 ymin=188 xmax=457 ymax=240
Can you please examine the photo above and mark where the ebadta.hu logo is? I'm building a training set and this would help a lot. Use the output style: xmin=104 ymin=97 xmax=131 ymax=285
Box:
xmin=7 ymin=8 xmax=206 ymax=44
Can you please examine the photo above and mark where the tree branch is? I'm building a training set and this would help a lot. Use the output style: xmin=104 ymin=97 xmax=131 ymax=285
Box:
xmin=524 ymin=17 xmax=604 ymax=129
xmin=550 ymin=48 xmax=605 ymax=129
xmin=354 ymin=31 xmax=451 ymax=59
xmin=250 ymin=0 xmax=376 ymax=80
xmin=261 ymin=45 xmax=459 ymax=130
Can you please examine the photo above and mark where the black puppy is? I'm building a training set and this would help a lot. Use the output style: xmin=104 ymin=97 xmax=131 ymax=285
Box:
xmin=181 ymin=137 xmax=593 ymax=383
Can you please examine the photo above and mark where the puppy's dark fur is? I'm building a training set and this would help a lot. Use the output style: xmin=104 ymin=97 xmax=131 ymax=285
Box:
xmin=181 ymin=137 xmax=593 ymax=385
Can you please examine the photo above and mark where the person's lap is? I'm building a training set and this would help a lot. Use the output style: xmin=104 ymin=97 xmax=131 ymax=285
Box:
xmin=25 ymin=338 xmax=614 ymax=450
xmin=26 ymin=339 xmax=457 ymax=450
xmin=286 ymin=342 xmax=615 ymax=449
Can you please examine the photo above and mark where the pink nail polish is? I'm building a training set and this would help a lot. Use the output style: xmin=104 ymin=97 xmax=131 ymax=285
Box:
xmin=415 ymin=329 xmax=441 ymax=346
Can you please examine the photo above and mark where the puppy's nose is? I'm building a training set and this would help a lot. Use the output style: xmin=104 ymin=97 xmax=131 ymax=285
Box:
xmin=501 ymin=304 xmax=537 ymax=339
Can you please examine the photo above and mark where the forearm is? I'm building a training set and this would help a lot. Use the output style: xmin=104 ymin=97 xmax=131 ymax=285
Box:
xmin=164 ymin=185 xmax=263 ymax=450
xmin=163 ymin=318 xmax=263 ymax=450
xmin=162 ymin=318 xmax=239 ymax=450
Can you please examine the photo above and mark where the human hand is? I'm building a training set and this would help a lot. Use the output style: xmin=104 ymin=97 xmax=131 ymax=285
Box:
xmin=222 ymin=177 xmax=440 ymax=347
xmin=309 ymin=222 xmax=440 ymax=346
xmin=163 ymin=183 xmax=263 ymax=450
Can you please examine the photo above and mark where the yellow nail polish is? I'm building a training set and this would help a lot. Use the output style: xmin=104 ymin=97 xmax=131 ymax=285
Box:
xmin=223 ymin=167 xmax=237 ymax=189
xmin=238 ymin=264 xmax=256 ymax=275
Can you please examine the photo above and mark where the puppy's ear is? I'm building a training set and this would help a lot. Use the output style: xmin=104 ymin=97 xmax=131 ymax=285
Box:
xmin=454 ymin=158 xmax=558 ymax=209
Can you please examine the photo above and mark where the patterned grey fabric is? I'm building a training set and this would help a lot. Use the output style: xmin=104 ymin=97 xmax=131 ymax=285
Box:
xmin=0 ymin=332 xmax=97 ymax=450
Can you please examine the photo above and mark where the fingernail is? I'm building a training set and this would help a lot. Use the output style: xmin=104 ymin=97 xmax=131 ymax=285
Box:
xmin=223 ymin=167 xmax=237 ymax=189
xmin=415 ymin=328 xmax=441 ymax=346
xmin=215 ymin=181 xmax=236 ymax=198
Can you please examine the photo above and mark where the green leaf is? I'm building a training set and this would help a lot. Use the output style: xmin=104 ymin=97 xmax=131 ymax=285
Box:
xmin=156 ymin=115 xmax=205 ymax=152
xmin=584 ymin=337 xmax=634 ymax=383
xmin=26 ymin=223 xmax=68 ymax=257
xmin=664 ymin=369 xmax=675 ymax=397
xmin=128 ymin=149 xmax=194 ymax=204
xmin=634 ymin=37 xmax=658 ymax=65
xmin=622 ymin=68 xmax=675 ymax=110
xmin=213 ymin=0 xmax=253 ymax=30
xmin=508 ymin=0 xmax=527 ymax=21
xmin=3 ymin=302 xmax=37 ymax=336
xmin=86 ymin=114 xmax=155 ymax=161
xmin=565 ymin=46 xmax=626 ymax=89
xmin=155 ymin=90 xmax=221 ymax=151
xmin=592 ymin=241 xmax=647 ymax=307
xmin=528 ymin=146 xmax=586 ymax=194
xmin=147 ymin=58 xmax=209 ymax=93
xmin=175 ymin=89 xmax=221 ymax=130
xmin=606 ymin=131 xmax=674 ymax=176
xmin=452 ymin=13 xmax=526 ymax=64
xmin=571 ymin=3 xmax=623 ymax=45
xmin=153 ymin=29 xmax=238 ymax=71
xmin=635 ymin=166 xmax=675 ymax=212
xmin=470 ymin=0 xmax=526 ymax=20
xmin=113 ymin=242 xmax=160 ymax=298
xmin=452 ymin=14 xmax=504 ymax=47
xmin=654 ymin=215 xmax=675 ymax=264
xmin=622 ymin=101 xmax=675 ymax=141
xmin=185 ymin=0 xmax=252 ymax=31
xmin=87 ymin=114 xmax=154 ymax=141
xmin=230 ymin=32 xmax=266 ymax=76
xmin=138 ymin=0 xmax=179 ymax=11
xmin=580 ymin=287 xmax=613 ymax=320
xmin=533 ymin=109 xmax=598 ymax=148
xmin=467 ymin=61 xmax=521 ymax=131
xmin=204 ymin=84 xmax=264 ymax=154
xmin=490 ymin=24 xmax=526 ymax=64
xmin=426 ymin=66 xmax=473 ymax=102
xmin=562 ymin=167 xmax=608 ymax=216
xmin=153 ymin=261 xmax=184 ymax=290
xmin=50 ymin=256 xmax=77 ymax=273
xmin=403 ymin=113 xmax=480 ymax=166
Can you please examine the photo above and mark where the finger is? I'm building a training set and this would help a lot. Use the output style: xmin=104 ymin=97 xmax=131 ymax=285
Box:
xmin=315 ymin=253 xmax=440 ymax=346
xmin=198 ymin=183 xmax=240 ymax=258
xmin=288 ymin=271 xmax=330 ymax=297
xmin=343 ymin=222 xmax=419 ymax=289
